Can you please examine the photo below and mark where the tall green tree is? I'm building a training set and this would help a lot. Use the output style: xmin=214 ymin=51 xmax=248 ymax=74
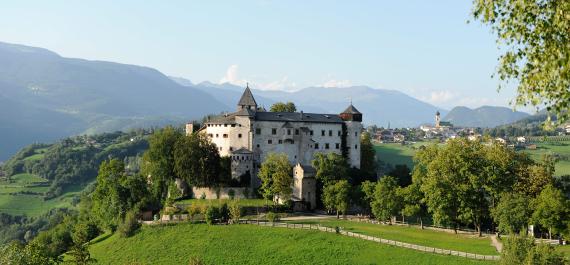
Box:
xmin=269 ymin=102 xmax=297 ymax=112
xmin=472 ymin=0 xmax=570 ymax=124
xmin=142 ymin=126 xmax=182 ymax=201
xmin=312 ymin=152 xmax=349 ymax=185
xmin=491 ymin=193 xmax=533 ymax=235
xmin=322 ymin=180 xmax=351 ymax=219
xmin=532 ymin=185 xmax=568 ymax=240
xmin=67 ymin=223 xmax=96 ymax=265
xmin=359 ymin=132 xmax=377 ymax=180
xmin=258 ymin=153 xmax=293 ymax=204
xmin=371 ymin=176 xmax=402 ymax=224
xmin=174 ymin=133 xmax=221 ymax=187
xmin=399 ymin=183 xmax=427 ymax=228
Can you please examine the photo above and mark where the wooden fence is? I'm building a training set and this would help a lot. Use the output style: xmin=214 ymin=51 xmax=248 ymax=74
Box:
xmin=241 ymin=220 xmax=500 ymax=261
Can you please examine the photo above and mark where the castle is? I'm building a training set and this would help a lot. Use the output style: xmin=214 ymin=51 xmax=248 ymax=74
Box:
xmin=189 ymin=86 xmax=362 ymax=206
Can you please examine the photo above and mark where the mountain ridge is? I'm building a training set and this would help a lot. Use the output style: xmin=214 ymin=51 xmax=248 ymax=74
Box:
xmin=443 ymin=105 xmax=530 ymax=128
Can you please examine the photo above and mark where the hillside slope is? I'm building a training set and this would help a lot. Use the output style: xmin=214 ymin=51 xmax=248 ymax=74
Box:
xmin=0 ymin=42 xmax=227 ymax=160
xmin=443 ymin=106 xmax=530 ymax=128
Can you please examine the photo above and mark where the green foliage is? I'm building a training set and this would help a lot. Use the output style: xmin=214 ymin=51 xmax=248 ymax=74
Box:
xmin=532 ymin=185 xmax=569 ymax=239
xmin=491 ymin=193 xmax=532 ymax=234
xmin=204 ymin=206 xmax=219 ymax=225
xmin=371 ymin=176 xmax=402 ymax=223
xmin=265 ymin=211 xmax=280 ymax=222
xmin=142 ymin=126 xmax=182 ymax=202
xmin=269 ymin=102 xmax=296 ymax=112
xmin=165 ymin=181 xmax=182 ymax=206
xmin=472 ymin=0 xmax=570 ymax=124
xmin=67 ymin=222 xmax=97 ymax=264
xmin=389 ymin=164 xmax=412 ymax=187
xmin=0 ymin=241 xmax=60 ymax=265
xmin=322 ymin=180 xmax=351 ymax=218
xmin=174 ymin=133 xmax=222 ymax=188
xmin=500 ymin=235 xmax=567 ymax=265
xmin=228 ymin=200 xmax=242 ymax=224
xmin=91 ymin=159 xmax=149 ymax=232
xmin=359 ymin=132 xmax=377 ymax=180
xmin=312 ymin=152 xmax=349 ymax=185
xmin=399 ymin=183 xmax=426 ymax=226
xmin=258 ymin=153 xmax=293 ymax=203
xmin=118 ymin=210 xmax=141 ymax=238
xmin=228 ymin=189 xmax=235 ymax=200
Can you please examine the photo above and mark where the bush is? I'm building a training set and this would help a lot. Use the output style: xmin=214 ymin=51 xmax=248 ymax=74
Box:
xmin=204 ymin=206 xmax=219 ymax=225
xmin=219 ymin=203 xmax=229 ymax=223
xmin=118 ymin=211 xmax=140 ymax=238
xmin=266 ymin=212 xmax=280 ymax=222
xmin=500 ymin=235 xmax=567 ymax=265
xmin=242 ymin=188 xmax=250 ymax=199
xmin=228 ymin=189 xmax=235 ymax=200
xmin=229 ymin=200 xmax=241 ymax=224
xmin=187 ymin=204 xmax=201 ymax=221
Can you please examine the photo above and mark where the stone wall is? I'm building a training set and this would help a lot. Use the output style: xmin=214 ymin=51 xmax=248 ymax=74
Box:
xmin=191 ymin=187 xmax=250 ymax=199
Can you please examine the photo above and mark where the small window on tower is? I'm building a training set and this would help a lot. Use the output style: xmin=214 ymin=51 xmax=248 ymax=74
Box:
xmin=321 ymin=130 xmax=325 ymax=136
xmin=268 ymin=140 xmax=273 ymax=144
xmin=272 ymin=128 xmax=277 ymax=135
xmin=355 ymin=132 xmax=358 ymax=137
xmin=295 ymin=129 xmax=299 ymax=135
xmin=325 ymin=143 xmax=330 ymax=149
xmin=223 ymin=134 xmax=228 ymax=138
xmin=229 ymin=147 xmax=233 ymax=151
xmin=215 ymin=134 xmax=219 ymax=138
xmin=310 ymin=130 xmax=314 ymax=136
xmin=315 ymin=143 xmax=319 ymax=149
xmin=338 ymin=131 xmax=341 ymax=136
xmin=256 ymin=128 xmax=261 ymax=134
xmin=335 ymin=143 xmax=340 ymax=149
xmin=238 ymin=133 xmax=242 ymax=138
xmin=287 ymin=129 xmax=291 ymax=135
xmin=355 ymin=144 xmax=358 ymax=149
xmin=329 ymin=130 xmax=332 ymax=136
xmin=278 ymin=140 xmax=283 ymax=144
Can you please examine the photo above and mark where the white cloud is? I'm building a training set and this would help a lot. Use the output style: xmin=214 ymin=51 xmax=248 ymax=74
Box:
xmin=218 ymin=64 xmax=298 ymax=91
xmin=425 ymin=90 xmax=456 ymax=104
xmin=321 ymin=79 xmax=353 ymax=88
xmin=219 ymin=64 xmax=246 ymax=86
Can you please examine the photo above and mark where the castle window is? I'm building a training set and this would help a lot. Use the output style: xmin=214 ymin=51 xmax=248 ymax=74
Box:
xmin=338 ymin=131 xmax=341 ymax=136
xmin=231 ymin=124 xmax=236 ymax=127
xmin=256 ymin=144 xmax=260 ymax=148
xmin=329 ymin=130 xmax=332 ymax=136
xmin=335 ymin=143 xmax=340 ymax=149
xmin=325 ymin=143 xmax=330 ymax=149
xmin=272 ymin=128 xmax=277 ymax=135
xmin=310 ymin=130 xmax=314 ymax=136
xmin=321 ymin=130 xmax=325 ymax=136
xmin=219 ymin=147 xmax=222 ymax=151
xmin=268 ymin=140 xmax=273 ymax=144
xmin=314 ymin=143 xmax=319 ymax=149
xmin=256 ymin=128 xmax=261 ymax=134
xmin=223 ymin=134 xmax=228 ymax=138
xmin=287 ymin=129 xmax=291 ymax=135
xmin=355 ymin=144 xmax=358 ymax=149
xmin=295 ymin=129 xmax=299 ymax=135
xmin=224 ymin=124 xmax=227 ymax=127
xmin=355 ymin=132 xmax=358 ymax=137
xmin=238 ymin=133 xmax=242 ymax=138
xmin=215 ymin=134 xmax=219 ymax=138
xmin=229 ymin=147 xmax=233 ymax=151
xmin=208 ymin=133 xmax=213 ymax=138
xmin=278 ymin=140 xmax=283 ymax=144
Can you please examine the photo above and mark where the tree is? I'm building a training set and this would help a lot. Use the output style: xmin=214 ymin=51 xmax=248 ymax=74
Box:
xmin=491 ymin=193 xmax=533 ymax=235
xmin=360 ymin=180 xmax=376 ymax=215
xmin=399 ymin=183 xmax=427 ymax=228
xmin=359 ymin=132 xmax=377 ymax=180
xmin=500 ymin=235 xmax=567 ymax=265
xmin=67 ymin=223 xmax=96 ymax=264
xmin=322 ymin=180 xmax=351 ymax=219
xmin=229 ymin=200 xmax=242 ymax=224
xmin=472 ymin=0 xmax=570 ymax=124
xmin=142 ymin=126 xmax=182 ymax=201
xmin=312 ymin=152 xmax=349 ymax=185
xmin=269 ymin=102 xmax=297 ymax=112
xmin=371 ymin=176 xmax=402 ymax=224
xmin=532 ymin=185 xmax=568 ymax=240
xmin=389 ymin=164 xmax=412 ymax=187
xmin=174 ymin=133 xmax=222 ymax=187
xmin=257 ymin=153 xmax=293 ymax=204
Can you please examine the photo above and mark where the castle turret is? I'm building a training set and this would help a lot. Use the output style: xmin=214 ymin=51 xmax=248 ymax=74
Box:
xmin=435 ymin=111 xmax=441 ymax=128
xmin=237 ymin=84 xmax=258 ymax=111
xmin=340 ymin=104 xmax=362 ymax=169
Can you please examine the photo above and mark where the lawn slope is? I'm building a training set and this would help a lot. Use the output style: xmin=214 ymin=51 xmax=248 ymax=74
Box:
xmin=90 ymin=223 xmax=495 ymax=265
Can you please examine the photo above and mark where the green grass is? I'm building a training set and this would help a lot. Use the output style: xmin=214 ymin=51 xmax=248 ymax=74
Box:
xmin=175 ymin=198 xmax=268 ymax=208
xmin=89 ymin=223 xmax=495 ymax=265
xmin=0 ymin=173 xmax=79 ymax=217
xmin=556 ymin=245 xmax=570 ymax=258
xmin=286 ymin=219 xmax=498 ymax=256
xmin=523 ymin=141 xmax=570 ymax=176
xmin=374 ymin=142 xmax=432 ymax=168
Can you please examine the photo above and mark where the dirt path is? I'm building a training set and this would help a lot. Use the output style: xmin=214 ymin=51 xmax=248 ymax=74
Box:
xmin=491 ymin=235 xmax=503 ymax=252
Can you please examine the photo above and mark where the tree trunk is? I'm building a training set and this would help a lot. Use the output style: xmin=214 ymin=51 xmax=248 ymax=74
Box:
xmin=477 ymin=224 xmax=482 ymax=237
xmin=336 ymin=210 xmax=340 ymax=219
xmin=549 ymin=227 xmax=552 ymax=240
xmin=420 ymin=218 xmax=424 ymax=230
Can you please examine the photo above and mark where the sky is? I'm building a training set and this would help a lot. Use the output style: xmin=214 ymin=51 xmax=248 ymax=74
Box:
xmin=0 ymin=0 xmax=528 ymax=111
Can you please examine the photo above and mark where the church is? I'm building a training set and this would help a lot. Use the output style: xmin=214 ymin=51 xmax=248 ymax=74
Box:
xmin=189 ymin=85 xmax=363 ymax=208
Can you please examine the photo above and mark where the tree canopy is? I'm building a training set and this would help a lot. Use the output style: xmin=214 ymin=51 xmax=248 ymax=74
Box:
xmin=257 ymin=153 xmax=293 ymax=203
xmin=472 ymin=0 xmax=570 ymax=124
xmin=269 ymin=102 xmax=297 ymax=112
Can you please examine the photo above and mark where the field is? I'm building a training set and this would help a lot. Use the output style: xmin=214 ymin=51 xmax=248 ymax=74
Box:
xmin=374 ymin=140 xmax=570 ymax=176
xmin=89 ymin=223 xmax=495 ymax=265
xmin=285 ymin=219 xmax=498 ymax=255
xmin=0 ymin=173 xmax=80 ymax=217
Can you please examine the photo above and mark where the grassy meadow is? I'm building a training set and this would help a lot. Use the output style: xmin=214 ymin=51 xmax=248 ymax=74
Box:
xmin=89 ymin=223 xmax=496 ymax=265
xmin=0 ymin=173 xmax=80 ymax=217
xmin=285 ymin=219 xmax=498 ymax=256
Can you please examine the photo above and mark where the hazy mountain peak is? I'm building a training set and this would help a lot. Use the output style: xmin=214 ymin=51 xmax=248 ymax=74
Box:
xmin=443 ymin=105 xmax=530 ymax=128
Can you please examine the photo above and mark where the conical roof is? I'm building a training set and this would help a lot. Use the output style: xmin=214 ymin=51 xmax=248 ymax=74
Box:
xmin=238 ymin=85 xmax=257 ymax=107
xmin=341 ymin=104 xmax=361 ymax=114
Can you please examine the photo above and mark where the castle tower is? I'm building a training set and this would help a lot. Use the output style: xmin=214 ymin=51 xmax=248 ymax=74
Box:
xmin=237 ymin=84 xmax=258 ymax=111
xmin=435 ymin=111 xmax=441 ymax=128
xmin=340 ymin=104 xmax=363 ymax=168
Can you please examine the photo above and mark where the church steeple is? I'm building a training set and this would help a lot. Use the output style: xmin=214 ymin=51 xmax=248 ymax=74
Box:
xmin=237 ymin=83 xmax=258 ymax=111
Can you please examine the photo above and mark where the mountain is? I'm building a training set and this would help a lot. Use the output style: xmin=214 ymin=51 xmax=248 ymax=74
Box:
xmin=193 ymin=83 xmax=446 ymax=128
xmin=443 ymin=106 xmax=530 ymax=128
xmin=0 ymin=41 xmax=227 ymax=160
